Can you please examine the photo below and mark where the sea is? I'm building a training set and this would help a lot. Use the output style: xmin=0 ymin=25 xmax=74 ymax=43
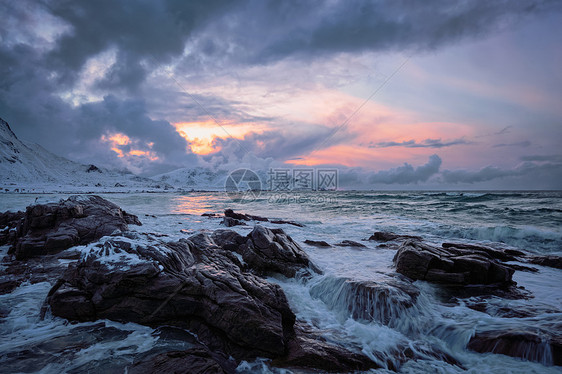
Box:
xmin=1 ymin=190 xmax=561 ymax=373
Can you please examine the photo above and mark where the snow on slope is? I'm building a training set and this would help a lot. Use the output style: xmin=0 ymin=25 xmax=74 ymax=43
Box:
xmin=153 ymin=167 xmax=229 ymax=191
xmin=153 ymin=166 xmax=272 ymax=192
xmin=0 ymin=117 xmax=172 ymax=193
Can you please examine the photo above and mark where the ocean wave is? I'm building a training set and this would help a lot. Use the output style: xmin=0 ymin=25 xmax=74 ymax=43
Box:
xmin=432 ymin=225 xmax=562 ymax=254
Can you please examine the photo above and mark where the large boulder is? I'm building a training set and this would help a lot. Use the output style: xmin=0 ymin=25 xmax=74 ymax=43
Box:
xmin=47 ymin=231 xmax=376 ymax=371
xmin=236 ymin=225 xmax=322 ymax=278
xmin=393 ymin=240 xmax=514 ymax=285
xmin=2 ymin=195 xmax=141 ymax=260
xmin=47 ymin=232 xmax=296 ymax=361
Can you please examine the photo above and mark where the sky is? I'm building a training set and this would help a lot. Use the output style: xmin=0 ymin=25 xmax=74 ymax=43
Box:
xmin=1 ymin=0 xmax=562 ymax=189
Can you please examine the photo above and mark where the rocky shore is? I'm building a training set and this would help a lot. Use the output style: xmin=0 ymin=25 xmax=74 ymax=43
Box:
xmin=1 ymin=196 xmax=561 ymax=372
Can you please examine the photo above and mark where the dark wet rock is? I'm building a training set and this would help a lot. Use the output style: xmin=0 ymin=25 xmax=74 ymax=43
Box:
xmin=334 ymin=240 xmax=367 ymax=248
xmin=442 ymin=242 xmax=517 ymax=262
xmin=504 ymin=248 xmax=526 ymax=257
xmin=211 ymin=229 xmax=246 ymax=252
xmin=201 ymin=213 xmax=221 ymax=218
xmin=505 ymin=263 xmax=539 ymax=273
xmin=224 ymin=209 xmax=303 ymax=227
xmin=393 ymin=240 xmax=514 ymax=286
xmin=304 ymin=239 xmax=331 ymax=247
xmin=1 ymin=248 xmax=83 ymax=295
xmin=236 ymin=226 xmax=322 ymax=278
xmin=270 ymin=219 xmax=304 ymax=227
xmin=222 ymin=216 xmax=247 ymax=227
xmin=0 ymin=321 xmax=132 ymax=373
xmin=275 ymin=323 xmax=380 ymax=372
xmin=224 ymin=209 xmax=268 ymax=222
xmin=46 ymin=232 xmax=374 ymax=371
xmin=468 ymin=329 xmax=562 ymax=366
xmin=129 ymin=348 xmax=233 ymax=374
xmin=369 ymin=231 xmax=422 ymax=242
xmin=47 ymin=233 xmax=296 ymax=361
xmin=527 ymin=255 xmax=562 ymax=270
xmin=1 ymin=195 xmax=141 ymax=260
xmin=309 ymin=276 xmax=420 ymax=328
xmin=0 ymin=211 xmax=24 ymax=246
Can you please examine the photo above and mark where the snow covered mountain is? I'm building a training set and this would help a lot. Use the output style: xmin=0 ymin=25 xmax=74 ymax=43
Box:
xmin=153 ymin=167 xmax=273 ymax=191
xmin=0 ymin=117 xmax=171 ymax=193
xmin=153 ymin=167 xmax=229 ymax=191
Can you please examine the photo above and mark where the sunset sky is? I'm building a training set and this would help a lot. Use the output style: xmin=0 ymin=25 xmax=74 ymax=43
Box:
xmin=1 ymin=1 xmax=561 ymax=189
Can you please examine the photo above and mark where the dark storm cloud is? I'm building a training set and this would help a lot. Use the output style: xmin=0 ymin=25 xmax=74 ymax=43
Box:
xmin=441 ymin=161 xmax=562 ymax=187
xmin=44 ymin=0 xmax=236 ymax=91
xmin=368 ymin=154 xmax=442 ymax=184
xmin=369 ymin=138 xmax=471 ymax=148
xmin=233 ymin=0 xmax=560 ymax=63
xmin=0 ymin=34 xmax=196 ymax=174
xmin=2 ymin=0 xmax=560 ymax=175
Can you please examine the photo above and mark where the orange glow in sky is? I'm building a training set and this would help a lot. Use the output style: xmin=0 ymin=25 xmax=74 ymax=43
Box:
xmin=102 ymin=133 xmax=130 ymax=146
xmin=101 ymin=132 xmax=159 ymax=160
xmin=129 ymin=149 xmax=159 ymax=160
xmin=174 ymin=121 xmax=263 ymax=155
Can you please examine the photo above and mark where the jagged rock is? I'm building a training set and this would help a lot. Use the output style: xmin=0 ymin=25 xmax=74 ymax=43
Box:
xmin=128 ymin=348 xmax=233 ymax=374
xmin=237 ymin=226 xmax=322 ymax=278
xmin=224 ymin=209 xmax=303 ymax=227
xmin=527 ymin=255 xmax=562 ymax=270
xmin=222 ymin=216 xmax=247 ymax=227
xmin=304 ymin=239 xmax=331 ymax=247
xmin=270 ymin=219 xmax=304 ymax=227
xmin=224 ymin=209 xmax=267 ymax=222
xmin=468 ymin=330 xmax=562 ymax=366
xmin=47 ymin=233 xmax=296 ymax=361
xmin=393 ymin=240 xmax=514 ymax=285
xmin=2 ymin=195 xmax=141 ymax=260
xmin=211 ymin=229 xmax=246 ymax=252
xmin=442 ymin=242 xmax=516 ymax=262
xmin=47 ymin=232 xmax=376 ymax=371
xmin=334 ymin=240 xmax=367 ymax=248
xmin=369 ymin=232 xmax=422 ymax=242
